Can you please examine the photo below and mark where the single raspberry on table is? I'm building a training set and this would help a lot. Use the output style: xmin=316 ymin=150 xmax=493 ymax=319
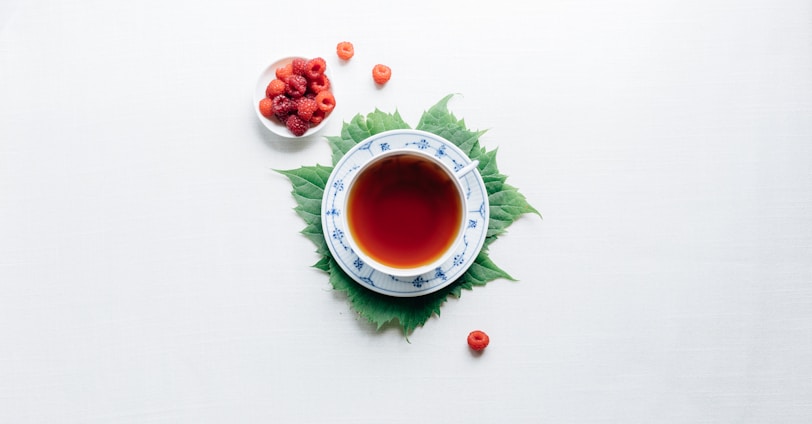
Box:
xmin=285 ymin=114 xmax=309 ymax=137
xmin=265 ymin=78 xmax=286 ymax=99
xmin=467 ymin=330 xmax=489 ymax=351
xmin=372 ymin=64 xmax=391 ymax=85
xmin=336 ymin=41 xmax=354 ymax=60
xmin=285 ymin=74 xmax=308 ymax=98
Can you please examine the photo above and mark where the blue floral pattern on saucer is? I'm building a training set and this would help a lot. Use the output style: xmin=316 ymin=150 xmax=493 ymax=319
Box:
xmin=321 ymin=129 xmax=489 ymax=297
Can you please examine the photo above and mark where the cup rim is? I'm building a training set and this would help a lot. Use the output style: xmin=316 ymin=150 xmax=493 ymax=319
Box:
xmin=340 ymin=148 xmax=468 ymax=277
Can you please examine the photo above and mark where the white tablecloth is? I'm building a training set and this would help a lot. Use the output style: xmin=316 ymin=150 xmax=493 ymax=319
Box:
xmin=2 ymin=0 xmax=810 ymax=422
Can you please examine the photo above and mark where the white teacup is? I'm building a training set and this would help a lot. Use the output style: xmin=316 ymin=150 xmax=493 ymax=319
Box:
xmin=341 ymin=149 xmax=479 ymax=277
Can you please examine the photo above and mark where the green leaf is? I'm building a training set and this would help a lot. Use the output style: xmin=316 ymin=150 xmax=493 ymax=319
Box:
xmin=277 ymin=165 xmax=332 ymax=204
xmin=487 ymin=185 xmax=540 ymax=239
xmin=300 ymin=222 xmax=329 ymax=257
xmin=330 ymin=110 xmax=410 ymax=165
xmin=475 ymin=148 xmax=507 ymax=194
xmin=445 ymin=252 xmax=515 ymax=297
xmin=282 ymin=96 xmax=540 ymax=335
xmin=416 ymin=94 xmax=486 ymax=159
xmin=367 ymin=108 xmax=410 ymax=134
xmin=277 ymin=165 xmax=332 ymax=259
xmin=326 ymin=135 xmax=356 ymax=167
xmin=463 ymin=251 xmax=515 ymax=283
xmin=313 ymin=256 xmax=331 ymax=272
xmin=327 ymin=258 xmax=450 ymax=333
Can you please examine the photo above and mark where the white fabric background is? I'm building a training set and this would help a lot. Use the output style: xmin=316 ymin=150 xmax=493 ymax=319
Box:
xmin=1 ymin=0 xmax=810 ymax=422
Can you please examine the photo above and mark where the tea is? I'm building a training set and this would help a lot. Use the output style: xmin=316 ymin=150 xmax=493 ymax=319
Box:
xmin=346 ymin=153 xmax=463 ymax=269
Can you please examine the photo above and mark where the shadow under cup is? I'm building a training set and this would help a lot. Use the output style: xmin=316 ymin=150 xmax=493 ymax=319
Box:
xmin=342 ymin=150 xmax=470 ymax=277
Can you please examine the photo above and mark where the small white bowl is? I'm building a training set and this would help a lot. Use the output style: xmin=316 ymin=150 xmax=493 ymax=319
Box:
xmin=253 ymin=55 xmax=334 ymax=138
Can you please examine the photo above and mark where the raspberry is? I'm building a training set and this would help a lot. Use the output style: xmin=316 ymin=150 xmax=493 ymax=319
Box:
xmin=304 ymin=57 xmax=327 ymax=80
xmin=372 ymin=64 xmax=391 ymax=85
xmin=285 ymin=74 xmax=308 ymax=98
xmin=285 ymin=114 xmax=309 ymax=137
xmin=336 ymin=41 xmax=354 ymax=60
xmin=310 ymin=109 xmax=326 ymax=125
xmin=258 ymin=97 xmax=274 ymax=118
xmin=467 ymin=330 xmax=489 ymax=351
xmin=295 ymin=97 xmax=319 ymax=122
xmin=314 ymin=90 xmax=336 ymax=112
xmin=271 ymin=94 xmax=295 ymax=118
xmin=291 ymin=57 xmax=307 ymax=76
xmin=265 ymin=78 xmax=286 ymax=99
xmin=308 ymin=73 xmax=331 ymax=94
xmin=275 ymin=62 xmax=293 ymax=80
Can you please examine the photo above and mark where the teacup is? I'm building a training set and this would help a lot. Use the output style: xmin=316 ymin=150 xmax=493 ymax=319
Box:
xmin=341 ymin=149 xmax=479 ymax=277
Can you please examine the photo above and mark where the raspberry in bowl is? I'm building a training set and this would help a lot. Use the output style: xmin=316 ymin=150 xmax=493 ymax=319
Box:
xmin=254 ymin=55 xmax=336 ymax=138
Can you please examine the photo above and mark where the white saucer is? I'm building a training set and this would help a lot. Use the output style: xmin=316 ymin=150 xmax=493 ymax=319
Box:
xmin=321 ymin=129 xmax=490 ymax=297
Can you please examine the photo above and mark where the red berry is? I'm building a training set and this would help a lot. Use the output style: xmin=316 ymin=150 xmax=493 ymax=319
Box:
xmin=304 ymin=57 xmax=327 ymax=80
xmin=291 ymin=57 xmax=307 ymax=76
xmin=310 ymin=109 xmax=326 ymax=125
xmin=314 ymin=90 xmax=336 ymax=112
xmin=258 ymin=98 xmax=274 ymax=118
xmin=295 ymin=97 xmax=319 ymax=122
xmin=308 ymin=73 xmax=331 ymax=94
xmin=336 ymin=41 xmax=354 ymax=60
xmin=271 ymin=94 xmax=295 ymax=118
xmin=285 ymin=74 xmax=308 ymax=98
xmin=285 ymin=114 xmax=309 ymax=136
xmin=265 ymin=78 xmax=286 ymax=99
xmin=467 ymin=330 xmax=489 ymax=351
xmin=372 ymin=64 xmax=391 ymax=85
xmin=275 ymin=62 xmax=293 ymax=80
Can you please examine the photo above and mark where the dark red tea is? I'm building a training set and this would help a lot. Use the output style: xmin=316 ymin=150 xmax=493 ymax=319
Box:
xmin=347 ymin=153 xmax=462 ymax=269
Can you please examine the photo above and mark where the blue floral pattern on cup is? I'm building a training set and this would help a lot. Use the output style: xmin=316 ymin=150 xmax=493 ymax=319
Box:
xmin=321 ymin=130 xmax=490 ymax=297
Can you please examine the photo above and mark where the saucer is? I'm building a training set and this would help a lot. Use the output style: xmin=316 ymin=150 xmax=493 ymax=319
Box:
xmin=321 ymin=129 xmax=489 ymax=297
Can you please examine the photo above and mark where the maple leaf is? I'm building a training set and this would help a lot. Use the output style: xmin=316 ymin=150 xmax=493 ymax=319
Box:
xmin=279 ymin=94 xmax=539 ymax=335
